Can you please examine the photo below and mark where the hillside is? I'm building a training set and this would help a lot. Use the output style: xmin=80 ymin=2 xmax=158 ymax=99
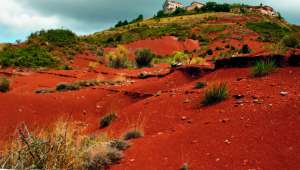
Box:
xmin=0 ymin=3 xmax=300 ymax=170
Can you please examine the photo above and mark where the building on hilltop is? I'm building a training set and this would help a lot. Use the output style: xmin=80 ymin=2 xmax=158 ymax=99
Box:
xmin=185 ymin=1 xmax=205 ymax=11
xmin=248 ymin=4 xmax=278 ymax=17
xmin=163 ymin=0 xmax=184 ymax=13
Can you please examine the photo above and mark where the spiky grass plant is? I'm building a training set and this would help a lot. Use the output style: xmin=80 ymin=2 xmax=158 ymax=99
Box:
xmin=251 ymin=59 xmax=276 ymax=77
xmin=202 ymin=82 xmax=228 ymax=106
xmin=99 ymin=112 xmax=117 ymax=128
xmin=0 ymin=121 xmax=128 ymax=170
xmin=123 ymin=129 xmax=144 ymax=141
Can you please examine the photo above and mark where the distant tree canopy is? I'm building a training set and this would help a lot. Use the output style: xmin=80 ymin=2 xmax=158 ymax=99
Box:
xmin=115 ymin=14 xmax=144 ymax=28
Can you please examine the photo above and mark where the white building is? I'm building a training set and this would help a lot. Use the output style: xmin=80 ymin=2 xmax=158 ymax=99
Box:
xmin=163 ymin=0 xmax=184 ymax=13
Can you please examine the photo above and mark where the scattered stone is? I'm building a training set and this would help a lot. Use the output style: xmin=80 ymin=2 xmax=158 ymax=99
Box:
xmin=215 ymin=158 xmax=220 ymax=162
xmin=187 ymin=120 xmax=192 ymax=124
xmin=220 ymin=118 xmax=230 ymax=123
xmin=155 ymin=91 xmax=162 ymax=97
xmin=181 ymin=116 xmax=187 ymax=121
xmin=191 ymin=140 xmax=198 ymax=144
xmin=224 ymin=139 xmax=231 ymax=144
xmin=157 ymin=132 xmax=163 ymax=135
xmin=233 ymin=94 xmax=245 ymax=99
xmin=236 ymin=100 xmax=244 ymax=104
xmin=253 ymin=99 xmax=262 ymax=104
xmin=236 ymin=77 xmax=244 ymax=81
xmin=280 ymin=91 xmax=288 ymax=96
xmin=183 ymin=99 xmax=191 ymax=103
xmin=129 ymin=159 xmax=135 ymax=162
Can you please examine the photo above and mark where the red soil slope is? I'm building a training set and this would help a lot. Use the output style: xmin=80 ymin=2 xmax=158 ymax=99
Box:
xmin=105 ymin=36 xmax=200 ymax=56
xmin=0 ymin=54 xmax=300 ymax=169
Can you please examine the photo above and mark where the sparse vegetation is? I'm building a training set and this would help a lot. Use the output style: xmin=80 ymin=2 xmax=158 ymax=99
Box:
xmin=0 ymin=77 xmax=10 ymax=92
xmin=252 ymin=59 xmax=276 ymax=77
xmin=194 ymin=81 xmax=207 ymax=89
xmin=123 ymin=129 xmax=144 ymax=140
xmin=240 ymin=44 xmax=251 ymax=54
xmin=135 ymin=49 xmax=155 ymax=68
xmin=0 ymin=45 xmax=58 ymax=68
xmin=202 ymin=83 xmax=228 ymax=106
xmin=56 ymin=82 xmax=80 ymax=92
xmin=99 ymin=112 xmax=117 ymax=128
xmin=105 ymin=45 xmax=130 ymax=68
xmin=180 ymin=163 xmax=189 ymax=170
xmin=281 ymin=34 xmax=300 ymax=48
xmin=0 ymin=121 xmax=129 ymax=169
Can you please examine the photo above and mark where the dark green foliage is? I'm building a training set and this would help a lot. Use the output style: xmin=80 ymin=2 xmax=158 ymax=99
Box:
xmin=99 ymin=112 xmax=117 ymax=128
xmin=130 ymin=14 xmax=144 ymax=23
xmin=207 ymin=49 xmax=213 ymax=55
xmin=29 ymin=29 xmax=77 ymax=47
xmin=240 ymin=44 xmax=251 ymax=54
xmin=202 ymin=2 xmax=231 ymax=12
xmin=56 ymin=82 xmax=80 ymax=92
xmin=180 ymin=163 xmax=189 ymax=170
xmin=281 ymin=34 xmax=300 ymax=48
xmin=0 ymin=77 xmax=9 ymax=93
xmin=202 ymin=83 xmax=228 ymax=106
xmin=194 ymin=82 xmax=207 ymax=89
xmin=123 ymin=129 xmax=143 ymax=140
xmin=57 ymin=65 xmax=72 ymax=70
xmin=110 ymin=139 xmax=130 ymax=151
xmin=115 ymin=20 xmax=129 ymax=27
xmin=0 ymin=45 xmax=58 ymax=68
xmin=135 ymin=49 xmax=155 ymax=68
xmin=246 ymin=21 xmax=291 ymax=42
xmin=252 ymin=60 xmax=276 ymax=77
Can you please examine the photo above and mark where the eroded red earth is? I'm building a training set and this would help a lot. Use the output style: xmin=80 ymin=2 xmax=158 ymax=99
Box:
xmin=1 ymin=51 xmax=300 ymax=170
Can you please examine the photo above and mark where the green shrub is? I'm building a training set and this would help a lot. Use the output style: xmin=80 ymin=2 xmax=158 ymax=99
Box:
xmin=240 ymin=44 xmax=251 ymax=54
xmin=123 ymin=129 xmax=143 ymax=140
xmin=29 ymin=29 xmax=77 ymax=47
xmin=281 ymin=34 xmax=300 ymax=48
xmin=56 ymin=82 xmax=80 ymax=92
xmin=0 ymin=45 xmax=58 ymax=68
xmin=194 ymin=82 xmax=207 ymax=89
xmin=106 ymin=45 xmax=130 ymax=68
xmin=110 ymin=139 xmax=130 ymax=151
xmin=207 ymin=49 xmax=213 ymax=55
xmin=135 ymin=49 xmax=155 ymax=68
xmin=202 ymin=83 xmax=228 ymax=106
xmin=0 ymin=77 xmax=10 ymax=92
xmin=246 ymin=21 xmax=291 ymax=42
xmin=99 ymin=112 xmax=117 ymax=128
xmin=252 ymin=60 xmax=276 ymax=77
xmin=180 ymin=163 xmax=189 ymax=170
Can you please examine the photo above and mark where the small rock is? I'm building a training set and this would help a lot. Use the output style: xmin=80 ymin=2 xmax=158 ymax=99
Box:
xmin=280 ymin=91 xmax=288 ymax=96
xmin=157 ymin=132 xmax=163 ymax=135
xmin=233 ymin=94 xmax=245 ymax=99
xmin=129 ymin=159 xmax=135 ymax=162
xmin=155 ymin=91 xmax=162 ymax=96
xmin=191 ymin=140 xmax=198 ymax=144
xmin=181 ymin=116 xmax=187 ymax=120
xmin=236 ymin=77 xmax=244 ymax=81
xmin=236 ymin=100 xmax=244 ymax=104
xmin=224 ymin=139 xmax=231 ymax=144
xmin=220 ymin=118 xmax=230 ymax=123
xmin=253 ymin=99 xmax=262 ymax=104
xmin=187 ymin=120 xmax=192 ymax=124
xmin=183 ymin=99 xmax=191 ymax=103
xmin=215 ymin=158 xmax=220 ymax=162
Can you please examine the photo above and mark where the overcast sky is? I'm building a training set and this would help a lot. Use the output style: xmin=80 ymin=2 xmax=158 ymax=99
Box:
xmin=0 ymin=0 xmax=299 ymax=43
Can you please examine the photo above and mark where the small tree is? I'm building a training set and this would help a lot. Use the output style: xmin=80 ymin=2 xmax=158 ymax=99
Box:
xmin=135 ymin=49 xmax=155 ymax=68
xmin=0 ymin=77 xmax=9 ymax=92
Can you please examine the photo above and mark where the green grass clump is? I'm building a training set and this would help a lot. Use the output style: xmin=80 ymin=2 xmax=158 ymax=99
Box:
xmin=194 ymin=82 xmax=207 ymax=89
xmin=202 ymin=83 xmax=228 ymax=106
xmin=99 ymin=112 xmax=118 ymax=128
xmin=246 ymin=21 xmax=291 ymax=42
xmin=29 ymin=29 xmax=77 ymax=47
xmin=180 ymin=163 xmax=189 ymax=170
xmin=56 ymin=82 xmax=80 ymax=92
xmin=123 ymin=129 xmax=144 ymax=140
xmin=135 ymin=49 xmax=155 ymax=68
xmin=252 ymin=60 xmax=276 ymax=77
xmin=281 ymin=34 xmax=300 ymax=48
xmin=0 ymin=45 xmax=58 ymax=68
xmin=0 ymin=77 xmax=10 ymax=93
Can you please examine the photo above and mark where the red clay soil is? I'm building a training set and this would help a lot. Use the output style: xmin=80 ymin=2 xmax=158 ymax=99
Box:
xmin=105 ymin=36 xmax=200 ymax=56
xmin=0 ymin=57 xmax=300 ymax=170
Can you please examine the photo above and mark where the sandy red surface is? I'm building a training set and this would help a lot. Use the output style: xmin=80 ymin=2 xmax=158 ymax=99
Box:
xmin=1 ymin=53 xmax=300 ymax=170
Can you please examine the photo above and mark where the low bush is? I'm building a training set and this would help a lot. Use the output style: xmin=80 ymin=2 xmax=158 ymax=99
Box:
xmin=106 ymin=45 xmax=130 ymax=68
xmin=0 ymin=77 xmax=10 ymax=92
xmin=29 ymin=29 xmax=77 ymax=47
xmin=240 ymin=44 xmax=251 ymax=54
xmin=0 ymin=121 xmax=128 ymax=169
xmin=99 ymin=112 xmax=117 ymax=128
xmin=194 ymin=82 xmax=207 ymax=89
xmin=251 ymin=59 xmax=276 ymax=77
xmin=110 ymin=139 xmax=130 ymax=151
xmin=0 ymin=45 xmax=58 ymax=68
xmin=281 ymin=34 xmax=300 ymax=48
xmin=135 ymin=49 xmax=155 ymax=68
xmin=123 ymin=129 xmax=143 ymax=140
xmin=202 ymin=83 xmax=228 ymax=106
xmin=56 ymin=82 xmax=80 ymax=92
xmin=180 ymin=163 xmax=189 ymax=170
